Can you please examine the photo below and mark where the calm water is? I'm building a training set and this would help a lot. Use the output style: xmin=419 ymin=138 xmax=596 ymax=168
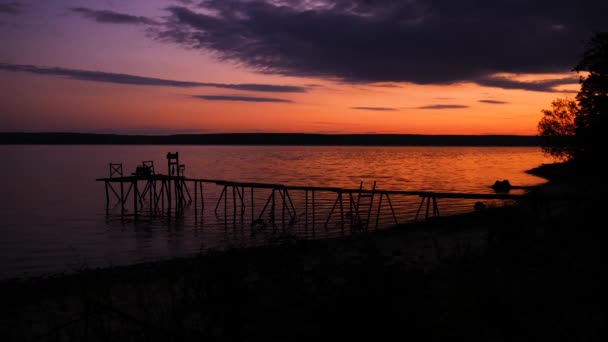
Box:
xmin=0 ymin=145 xmax=552 ymax=280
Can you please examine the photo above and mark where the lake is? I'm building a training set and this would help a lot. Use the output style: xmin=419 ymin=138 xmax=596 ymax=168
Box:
xmin=0 ymin=145 xmax=552 ymax=280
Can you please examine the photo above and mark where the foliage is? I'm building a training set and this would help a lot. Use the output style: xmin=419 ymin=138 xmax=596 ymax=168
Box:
xmin=538 ymin=31 xmax=607 ymax=163
xmin=537 ymin=98 xmax=578 ymax=161
xmin=573 ymin=31 xmax=608 ymax=164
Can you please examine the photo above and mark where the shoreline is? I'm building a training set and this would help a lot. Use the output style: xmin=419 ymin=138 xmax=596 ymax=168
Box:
xmin=0 ymin=202 xmax=513 ymax=284
xmin=3 ymin=161 xmax=603 ymax=340
xmin=0 ymin=161 xmax=566 ymax=285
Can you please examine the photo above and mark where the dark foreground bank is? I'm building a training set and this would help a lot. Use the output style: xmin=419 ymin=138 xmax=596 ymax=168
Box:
xmin=1 ymin=162 xmax=605 ymax=341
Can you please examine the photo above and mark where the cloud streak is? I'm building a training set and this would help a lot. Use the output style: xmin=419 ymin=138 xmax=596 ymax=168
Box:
xmin=416 ymin=105 xmax=469 ymax=110
xmin=351 ymin=107 xmax=397 ymax=111
xmin=479 ymin=100 xmax=509 ymax=104
xmin=71 ymin=7 xmax=158 ymax=25
xmin=194 ymin=95 xmax=292 ymax=103
xmin=152 ymin=0 xmax=605 ymax=89
xmin=474 ymin=75 xmax=578 ymax=92
xmin=0 ymin=63 xmax=307 ymax=93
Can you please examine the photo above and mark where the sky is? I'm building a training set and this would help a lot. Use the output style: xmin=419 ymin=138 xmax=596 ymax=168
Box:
xmin=0 ymin=0 xmax=606 ymax=135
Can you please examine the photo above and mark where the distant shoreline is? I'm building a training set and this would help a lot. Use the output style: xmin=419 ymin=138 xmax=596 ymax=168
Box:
xmin=0 ymin=132 xmax=540 ymax=146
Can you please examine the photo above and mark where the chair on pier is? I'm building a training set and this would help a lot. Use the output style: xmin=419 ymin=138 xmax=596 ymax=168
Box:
xmin=134 ymin=161 xmax=155 ymax=201
xmin=142 ymin=161 xmax=155 ymax=175
xmin=167 ymin=152 xmax=179 ymax=176
xmin=132 ymin=161 xmax=155 ymax=177
xmin=165 ymin=152 xmax=191 ymax=206
xmin=109 ymin=163 xmax=122 ymax=178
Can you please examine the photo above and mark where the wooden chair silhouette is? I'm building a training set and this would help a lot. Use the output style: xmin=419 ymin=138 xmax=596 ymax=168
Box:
xmin=109 ymin=163 xmax=122 ymax=178
xmin=167 ymin=152 xmax=179 ymax=176
xmin=132 ymin=161 xmax=155 ymax=177
xmin=142 ymin=161 xmax=155 ymax=175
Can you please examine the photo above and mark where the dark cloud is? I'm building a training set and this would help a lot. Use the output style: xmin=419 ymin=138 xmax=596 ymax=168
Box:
xmin=416 ymin=105 xmax=469 ymax=110
xmin=351 ymin=107 xmax=397 ymax=111
xmin=154 ymin=0 xmax=607 ymax=88
xmin=194 ymin=95 xmax=292 ymax=102
xmin=0 ymin=2 xmax=21 ymax=14
xmin=479 ymin=100 xmax=509 ymax=104
xmin=0 ymin=63 xmax=306 ymax=93
xmin=207 ymin=83 xmax=305 ymax=92
xmin=71 ymin=7 xmax=158 ymax=25
xmin=474 ymin=75 xmax=578 ymax=92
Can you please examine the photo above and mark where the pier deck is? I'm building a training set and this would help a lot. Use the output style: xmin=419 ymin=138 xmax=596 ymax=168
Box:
xmin=97 ymin=173 xmax=558 ymax=233
xmin=96 ymin=152 xmax=571 ymax=234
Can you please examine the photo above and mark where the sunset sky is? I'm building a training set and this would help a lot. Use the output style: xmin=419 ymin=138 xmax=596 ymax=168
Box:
xmin=1 ymin=0 xmax=605 ymax=135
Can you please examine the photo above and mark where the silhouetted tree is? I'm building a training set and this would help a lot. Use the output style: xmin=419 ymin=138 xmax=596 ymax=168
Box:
xmin=538 ymin=98 xmax=578 ymax=161
xmin=537 ymin=31 xmax=607 ymax=163
xmin=573 ymin=31 xmax=608 ymax=164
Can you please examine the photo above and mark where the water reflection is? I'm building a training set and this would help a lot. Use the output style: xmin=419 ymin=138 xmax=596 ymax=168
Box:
xmin=0 ymin=145 xmax=551 ymax=279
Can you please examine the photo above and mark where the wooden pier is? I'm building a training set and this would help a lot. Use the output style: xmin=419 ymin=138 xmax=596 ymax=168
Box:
xmin=97 ymin=152 xmax=555 ymax=233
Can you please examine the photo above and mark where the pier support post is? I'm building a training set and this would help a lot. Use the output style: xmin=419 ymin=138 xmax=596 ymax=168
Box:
xmin=386 ymin=194 xmax=398 ymax=224
xmin=194 ymin=181 xmax=198 ymax=216
xmin=161 ymin=180 xmax=165 ymax=213
xmin=415 ymin=194 xmax=438 ymax=222
xmin=233 ymin=185 xmax=237 ymax=226
xmin=325 ymin=193 xmax=341 ymax=230
xmin=271 ymin=189 xmax=276 ymax=225
xmin=166 ymin=180 xmax=171 ymax=208
xmin=348 ymin=192 xmax=353 ymax=229
xmin=120 ymin=181 xmax=125 ymax=215
xmin=183 ymin=180 xmax=192 ymax=204
xmin=339 ymin=192 xmax=344 ymax=231
xmin=433 ymin=197 xmax=439 ymax=217
xmin=133 ymin=180 xmax=138 ymax=218
xmin=305 ymin=190 xmax=308 ymax=230
xmin=104 ymin=182 xmax=109 ymax=207
xmin=200 ymin=182 xmax=204 ymax=213
xmin=250 ymin=187 xmax=254 ymax=226
xmin=149 ymin=180 xmax=153 ymax=215
xmin=312 ymin=191 xmax=316 ymax=232
xmin=375 ymin=193 xmax=384 ymax=230
xmin=282 ymin=189 xmax=286 ymax=231
xmin=215 ymin=186 xmax=226 ymax=216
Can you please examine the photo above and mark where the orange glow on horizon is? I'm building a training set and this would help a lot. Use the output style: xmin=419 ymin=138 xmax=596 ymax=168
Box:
xmin=0 ymin=70 xmax=578 ymax=135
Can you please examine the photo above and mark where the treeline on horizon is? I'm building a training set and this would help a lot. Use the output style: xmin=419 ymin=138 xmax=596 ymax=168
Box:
xmin=0 ymin=132 xmax=541 ymax=146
